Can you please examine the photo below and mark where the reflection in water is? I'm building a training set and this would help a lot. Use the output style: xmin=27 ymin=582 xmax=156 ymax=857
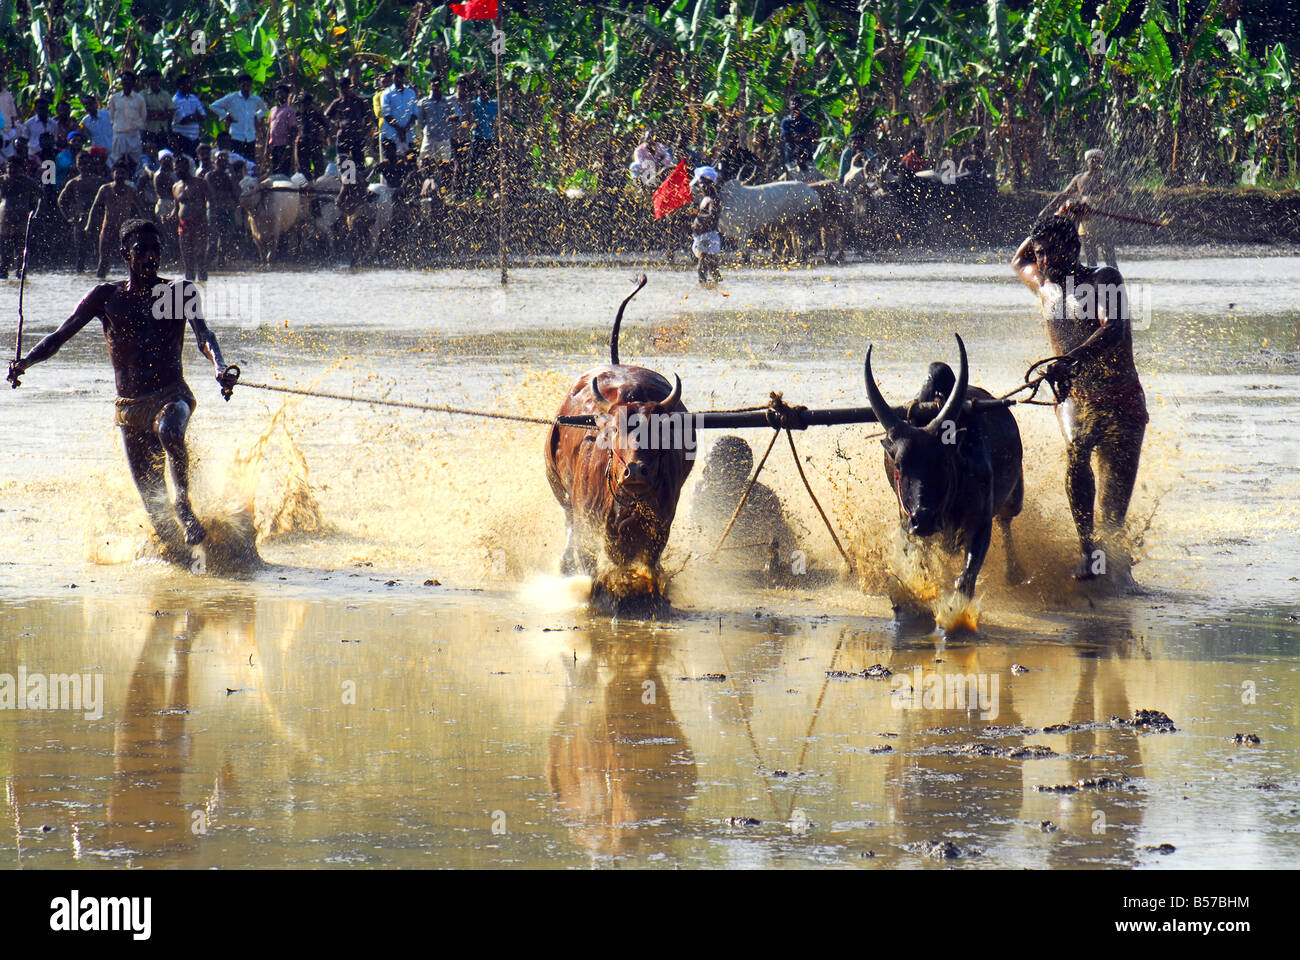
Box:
xmin=0 ymin=261 xmax=1296 ymax=868
xmin=548 ymin=632 xmax=696 ymax=859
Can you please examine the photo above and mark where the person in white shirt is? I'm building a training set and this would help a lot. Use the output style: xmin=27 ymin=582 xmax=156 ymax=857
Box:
xmin=379 ymin=64 xmax=419 ymax=161
xmin=21 ymin=96 xmax=58 ymax=149
xmin=107 ymin=71 xmax=148 ymax=167
xmin=80 ymin=93 xmax=114 ymax=150
xmin=210 ymin=74 xmax=267 ymax=160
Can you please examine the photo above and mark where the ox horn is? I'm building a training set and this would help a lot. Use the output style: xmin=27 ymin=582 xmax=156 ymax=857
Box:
xmin=660 ymin=373 xmax=682 ymax=409
xmin=863 ymin=346 xmax=904 ymax=434
xmin=610 ymin=273 xmax=648 ymax=366
xmin=589 ymin=373 xmax=613 ymax=414
xmin=927 ymin=334 xmax=970 ymax=434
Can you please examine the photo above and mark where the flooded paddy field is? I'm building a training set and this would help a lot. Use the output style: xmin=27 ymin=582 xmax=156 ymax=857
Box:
xmin=1 ymin=251 xmax=1297 ymax=869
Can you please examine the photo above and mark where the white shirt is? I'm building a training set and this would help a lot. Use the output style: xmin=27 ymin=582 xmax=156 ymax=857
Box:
xmin=81 ymin=110 xmax=113 ymax=148
xmin=210 ymin=91 xmax=268 ymax=142
xmin=108 ymin=91 xmax=148 ymax=135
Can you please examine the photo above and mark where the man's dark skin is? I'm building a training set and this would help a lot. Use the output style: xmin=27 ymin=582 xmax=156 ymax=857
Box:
xmin=324 ymin=77 xmax=370 ymax=177
xmin=87 ymin=161 xmax=146 ymax=278
xmin=0 ymin=159 xmax=43 ymax=278
xmin=205 ymin=151 xmax=239 ymax=268
xmin=171 ymin=156 xmax=210 ymax=282
xmin=8 ymin=220 xmax=238 ymax=552
xmin=58 ymin=152 xmax=105 ymax=272
xmin=1013 ymin=202 xmax=1147 ymax=581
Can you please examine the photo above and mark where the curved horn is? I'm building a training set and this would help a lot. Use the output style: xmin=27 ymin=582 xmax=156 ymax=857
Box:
xmin=928 ymin=334 xmax=969 ymax=433
xmin=610 ymin=273 xmax=648 ymax=366
xmin=659 ymin=373 xmax=682 ymax=410
xmin=863 ymin=346 xmax=904 ymax=434
xmin=589 ymin=373 xmax=613 ymax=414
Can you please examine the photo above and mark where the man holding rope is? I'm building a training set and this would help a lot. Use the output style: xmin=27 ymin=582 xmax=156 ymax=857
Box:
xmin=1013 ymin=202 xmax=1147 ymax=582
xmin=8 ymin=219 xmax=239 ymax=556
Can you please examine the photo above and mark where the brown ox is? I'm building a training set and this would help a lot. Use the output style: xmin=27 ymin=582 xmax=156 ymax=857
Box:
xmin=544 ymin=275 xmax=694 ymax=613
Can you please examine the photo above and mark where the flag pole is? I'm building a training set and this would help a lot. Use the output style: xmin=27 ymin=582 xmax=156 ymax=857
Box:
xmin=496 ymin=10 xmax=507 ymax=286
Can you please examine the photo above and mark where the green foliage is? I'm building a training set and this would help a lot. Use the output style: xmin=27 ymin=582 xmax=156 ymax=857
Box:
xmin=0 ymin=0 xmax=1295 ymax=185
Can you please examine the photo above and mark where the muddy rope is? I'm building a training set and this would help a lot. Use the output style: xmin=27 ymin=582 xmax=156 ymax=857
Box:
xmin=234 ymin=376 xmax=557 ymax=426
xmin=230 ymin=354 xmax=1069 ymax=430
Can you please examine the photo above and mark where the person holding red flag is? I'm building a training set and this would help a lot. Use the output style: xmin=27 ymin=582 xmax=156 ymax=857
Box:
xmin=652 ymin=158 xmax=691 ymax=220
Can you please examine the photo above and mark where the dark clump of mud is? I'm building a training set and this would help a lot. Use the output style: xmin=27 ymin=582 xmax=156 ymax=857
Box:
xmin=981 ymin=725 xmax=1040 ymax=738
xmin=1231 ymin=733 xmax=1261 ymax=745
xmin=1143 ymin=843 xmax=1177 ymax=855
xmin=827 ymin=663 xmax=892 ymax=679
xmin=1037 ymin=774 xmax=1133 ymax=794
xmin=942 ymin=742 xmax=1057 ymax=759
xmin=907 ymin=839 xmax=972 ymax=860
xmin=1114 ymin=709 xmax=1177 ymax=732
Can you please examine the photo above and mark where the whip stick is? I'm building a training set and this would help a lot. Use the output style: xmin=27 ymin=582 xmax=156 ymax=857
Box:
xmin=7 ymin=210 xmax=34 ymax=388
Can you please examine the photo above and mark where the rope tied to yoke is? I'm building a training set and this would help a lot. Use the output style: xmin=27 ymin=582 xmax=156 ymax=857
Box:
xmin=710 ymin=392 xmax=855 ymax=573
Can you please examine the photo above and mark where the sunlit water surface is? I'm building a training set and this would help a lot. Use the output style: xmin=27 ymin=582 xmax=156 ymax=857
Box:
xmin=1 ymin=251 xmax=1297 ymax=868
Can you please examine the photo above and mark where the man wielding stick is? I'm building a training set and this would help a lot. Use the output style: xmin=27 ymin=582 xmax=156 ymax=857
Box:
xmin=1012 ymin=202 xmax=1147 ymax=582
xmin=8 ymin=219 xmax=239 ymax=555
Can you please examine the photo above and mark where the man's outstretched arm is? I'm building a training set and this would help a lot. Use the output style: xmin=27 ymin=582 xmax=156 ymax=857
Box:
xmin=184 ymin=284 xmax=237 ymax=398
xmin=9 ymin=285 xmax=110 ymax=383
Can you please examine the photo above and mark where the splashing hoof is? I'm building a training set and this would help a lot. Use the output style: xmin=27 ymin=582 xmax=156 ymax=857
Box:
xmin=176 ymin=502 xmax=208 ymax=546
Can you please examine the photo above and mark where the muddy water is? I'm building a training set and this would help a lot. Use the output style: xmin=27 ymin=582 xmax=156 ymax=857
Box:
xmin=1 ymin=253 xmax=1297 ymax=868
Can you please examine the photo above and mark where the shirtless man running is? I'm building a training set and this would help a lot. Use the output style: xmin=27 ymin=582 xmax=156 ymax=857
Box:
xmin=1012 ymin=202 xmax=1147 ymax=581
xmin=7 ymin=219 xmax=239 ymax=554
xmin=172 ymin=155 xmax=211 ymax=282
xmin=86 ymin=159 xmax=146 ymax=278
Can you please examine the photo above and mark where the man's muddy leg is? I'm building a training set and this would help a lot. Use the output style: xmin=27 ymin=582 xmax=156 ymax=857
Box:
xmin=1081 ymin=237 xmax=1098 ymax=268
xmin=122 ymin=427 xmax=185 ymax=548
xmin=97 ymin=229 xmax=112 ymax=278
xmin=1065 ymin=440 xmax=1099 ymax=579
xmin=1095 ymin=422 xmax=1144 ymax=558
xmin=1102 ymin=243 xmax=1118 ymax=268
xmin=156 ymin=399 xmax=206 ymax=546
xmin=179 ymin=233 xmax=195 ymax=282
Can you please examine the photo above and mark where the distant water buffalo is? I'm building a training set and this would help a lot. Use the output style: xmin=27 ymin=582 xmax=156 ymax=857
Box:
xmin=238 ymin=175 xmax=306 ymax=266
xmin=864 ymin=335 xmax=1026 ymax=600
xmin=545 ymin=275 xmax=695 ymax=614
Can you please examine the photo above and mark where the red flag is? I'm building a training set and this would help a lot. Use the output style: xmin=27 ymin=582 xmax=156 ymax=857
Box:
xmin=653 ymin=160 xmax=692 ymax=220
xmin=451 ymin=0 xmax=497 ymax=18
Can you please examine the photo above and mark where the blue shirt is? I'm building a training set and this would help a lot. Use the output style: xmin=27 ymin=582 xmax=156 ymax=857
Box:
xmin=379 ymin=85 xmax=418 ymax=140
xmin=54 ymin=148 xmax=76 ymax=186
xmin=172 ymin=92 xmax=206 ymax=140
xmin=417 ymin=96 xmax=459 ymax=142
xmin=471 ymin=97 xmax=497 ymax=141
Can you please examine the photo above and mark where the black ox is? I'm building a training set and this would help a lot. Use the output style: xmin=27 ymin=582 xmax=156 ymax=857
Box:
xmin=864 ymin=335 xmax=1026 ymax=599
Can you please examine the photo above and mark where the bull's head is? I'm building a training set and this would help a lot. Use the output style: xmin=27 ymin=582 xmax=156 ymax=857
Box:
xmin=589 ymin=373 xmax=685 ymax=501
xmin=864 ymin=334 xmax=969 ymax=538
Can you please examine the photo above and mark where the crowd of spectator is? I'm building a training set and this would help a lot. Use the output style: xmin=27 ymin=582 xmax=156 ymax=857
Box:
xmin=0 ymin=65 xmax=503 ymax=277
